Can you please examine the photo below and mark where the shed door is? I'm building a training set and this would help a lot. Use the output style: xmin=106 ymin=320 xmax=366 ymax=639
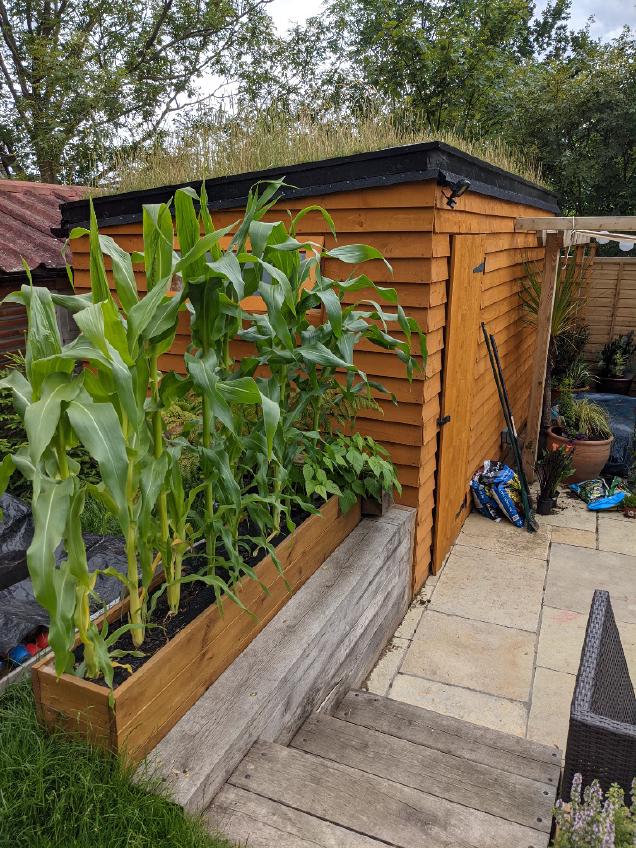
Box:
xmin=432 ymin=234 xmax=485 ymax=572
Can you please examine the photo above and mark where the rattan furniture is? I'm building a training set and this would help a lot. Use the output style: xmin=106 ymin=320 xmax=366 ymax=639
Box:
xmin=561 ymin=590 xmax=636 ymax=800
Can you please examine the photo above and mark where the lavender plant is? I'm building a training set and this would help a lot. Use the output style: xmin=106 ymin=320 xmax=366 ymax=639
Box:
xmin=553 ymin=773 xmax=635 ymax=848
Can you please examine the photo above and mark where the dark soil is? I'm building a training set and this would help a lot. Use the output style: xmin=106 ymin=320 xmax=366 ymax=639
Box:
xmin=76 ymin=501 xmax=316 ymax=688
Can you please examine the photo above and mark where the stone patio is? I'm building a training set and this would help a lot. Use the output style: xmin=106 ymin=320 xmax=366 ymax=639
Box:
xmin=365 ymin=490 xmax=636 ymax=755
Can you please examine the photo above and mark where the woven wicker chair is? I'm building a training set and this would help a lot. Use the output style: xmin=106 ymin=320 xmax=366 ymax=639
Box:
xmin=561 ymin=590 xmax=636 ymax=801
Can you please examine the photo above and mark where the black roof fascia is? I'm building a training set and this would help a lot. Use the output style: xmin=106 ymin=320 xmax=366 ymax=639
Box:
xmin=58 ymin=141 xmax=559 ymax=233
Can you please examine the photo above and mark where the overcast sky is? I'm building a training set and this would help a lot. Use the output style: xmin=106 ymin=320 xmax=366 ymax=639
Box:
xmin=268 ymin=0 xmax=635 ymax=40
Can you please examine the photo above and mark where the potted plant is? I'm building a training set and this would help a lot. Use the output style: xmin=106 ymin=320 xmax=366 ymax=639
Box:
xmin=552 ymin=358 xmax=596 ymax=403
xmin=597 ymin=331 xmax=635 ymax=395
xmin=534 ymin=446 xmax=575 ymax=514
xmin=521 ymin=253 xmax=589 ymax=427
xmin=548 ymin=382 xmax=614 ymax=483
xmin=624 ymin=494 xmax=636 ymax=519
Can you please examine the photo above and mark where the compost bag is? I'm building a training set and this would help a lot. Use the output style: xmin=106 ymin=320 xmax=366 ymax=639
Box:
xmin=470 ymin=461 xmax=524 ymax=527
xmin=0 ymin=494 xmax=127 ymax=654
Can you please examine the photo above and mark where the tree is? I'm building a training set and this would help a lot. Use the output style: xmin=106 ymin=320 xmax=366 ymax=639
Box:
xmin=0 ymin=0 xmax=271 ymax=182
xmin=248 ymin=0 xmax=571 ymax=134
xmin=500 ymin=30 xmax=636 ymax=214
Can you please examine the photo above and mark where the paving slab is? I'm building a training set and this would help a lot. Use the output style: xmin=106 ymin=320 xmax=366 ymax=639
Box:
xmin=537 ymin=606 xmax=636 ymax=675
xmin=363 ymin=636 xmax=410 ymax=697
xmin=389 ymin=674 xmax=528 ymax=737
xmin=535 ymin=497 xmax=597 ymax=532
xmin=598 ymin=513 xmax=635 ymax=556
xmin=456 ymin=514 xmax=552 ymax=560
xmin=430 ymin=544 xmax=547 ymax=632
xmin=527 ymin=666 xmax=575 ymax=754
xmin=403 ymin=611 xmax=535 ymax=701
xmin=545 ymin=543 xmax=636 ymax=623
xmin=393 ymin=582 xmax=436 ymax=640
xmin=550 ymin=526 xmax=597 ymax=549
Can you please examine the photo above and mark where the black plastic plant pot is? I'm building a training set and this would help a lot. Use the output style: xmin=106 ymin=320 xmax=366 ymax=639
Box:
xmin=361 ymin=491 xmax=394 ymax=517
xmin=536 ymin=495 xmax=557 ymax=516
xmin=597 ymin=374 xmax=633 ymax=395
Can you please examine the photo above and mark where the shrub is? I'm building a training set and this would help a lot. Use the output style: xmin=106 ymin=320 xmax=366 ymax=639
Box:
xmin=598 ymin=332 xmax=636 ymax=378
xmin=558 ymin=383 xmax=612 ymax=441
xmin=535 ymin=446 xmax=575 ymax=500
xmin=553 ymin=773 xmax=635 ymax=847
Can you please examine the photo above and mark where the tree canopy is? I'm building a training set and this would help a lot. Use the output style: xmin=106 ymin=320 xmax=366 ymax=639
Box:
xmin=0 ymin=0 xmax=271 ymax=182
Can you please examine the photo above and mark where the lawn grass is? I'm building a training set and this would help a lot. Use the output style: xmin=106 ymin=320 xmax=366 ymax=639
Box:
xmin=0 ymin=681 xmax=234 ymax=848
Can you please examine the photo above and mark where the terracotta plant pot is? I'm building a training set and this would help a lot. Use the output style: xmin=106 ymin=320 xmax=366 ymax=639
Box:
xmin=551 ymin=386 xmax=590 ymax=404
xmin=597 ymin=374 xmax=633 ymax=395
xmin=547 ymin=427 xmax=613 ymax=484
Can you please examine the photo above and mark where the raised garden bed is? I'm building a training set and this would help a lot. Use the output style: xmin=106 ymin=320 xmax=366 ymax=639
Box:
xmin=32 ymin=496 xmax=360 ymax=763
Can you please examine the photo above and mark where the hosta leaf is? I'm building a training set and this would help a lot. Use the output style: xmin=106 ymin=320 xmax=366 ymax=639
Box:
xmin=66 ymin=400 xmax=129 ymax=526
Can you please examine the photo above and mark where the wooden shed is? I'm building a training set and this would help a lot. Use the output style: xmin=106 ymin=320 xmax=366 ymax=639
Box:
xmin=59 ymin=143 xmax=558 ymax=592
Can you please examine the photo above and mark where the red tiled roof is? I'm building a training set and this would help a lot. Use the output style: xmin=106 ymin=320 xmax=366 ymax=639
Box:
xmin=0 ymin=180 xmax=87 ymax=275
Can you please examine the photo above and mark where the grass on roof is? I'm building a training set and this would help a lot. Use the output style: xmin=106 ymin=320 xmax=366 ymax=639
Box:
xmin=100 ymin=108 xmax=547 ymax=195
xmin=0 ymin=681 xmax=234 ymax=848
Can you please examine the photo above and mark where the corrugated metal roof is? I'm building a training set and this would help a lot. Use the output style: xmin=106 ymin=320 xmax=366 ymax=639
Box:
xmin=0 ymin=180 xmax=87 ymax=275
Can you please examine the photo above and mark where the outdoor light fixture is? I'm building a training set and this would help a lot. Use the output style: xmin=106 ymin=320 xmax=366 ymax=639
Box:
xmin=619 ymin=240 xmax=634 ymax=252
xmin=595 ymin=231 xmax=610 ymax=245
xmin=437 ymin=171 xmax=472 ymax=208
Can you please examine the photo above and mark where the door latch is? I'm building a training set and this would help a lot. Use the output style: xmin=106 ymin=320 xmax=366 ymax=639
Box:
xmin=437 ymin=415 xmax=451 ymax=426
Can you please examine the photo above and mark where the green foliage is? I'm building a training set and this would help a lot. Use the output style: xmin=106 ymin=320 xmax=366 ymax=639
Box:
xmin=0 ymin=0 xmax=272 ymax=181
xmin=558 ymin=383 xmax=613 ymax=441
xmin=0 ymin=682 xmax=234 ymax=848
xmin=521 ymin=253 xmax=589 ymax=368
xmin=298 ymin=433 xmax=402 ymax=514
xmin=535 ymin=446 xmax=574 ymax=500
xmin=0 ymin=181 xmax=423 ymax=686
xmin=624 ymin=493 xmax=636 ymax=508
xmin=0 ymin=352 xmax=28 ymax=497
xmin=552 ymin=324 xmax=591 ymax=384
xmin=599 ymin=332 xmax=636 ymax=378
xmin=553 ymin=773 xmax=635 ymax=847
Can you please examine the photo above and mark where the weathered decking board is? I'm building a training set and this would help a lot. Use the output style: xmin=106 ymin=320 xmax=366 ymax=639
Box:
xmin=208 ymin=690 xmax=559 ymax=848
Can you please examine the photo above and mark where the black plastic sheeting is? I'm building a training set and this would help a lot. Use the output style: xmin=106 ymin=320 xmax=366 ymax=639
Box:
xmin=576 ymin=392 xmax=636 ymax=478
xmin=0 ymin=494 xmax=127 ymax=654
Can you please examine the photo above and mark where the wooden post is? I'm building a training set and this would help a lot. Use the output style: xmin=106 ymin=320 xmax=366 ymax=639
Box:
xmin=521 ymin=231 xmax=562 ymax=482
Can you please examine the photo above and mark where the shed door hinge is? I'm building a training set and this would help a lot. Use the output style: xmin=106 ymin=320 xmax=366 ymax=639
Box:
xmin=437 ymin=415 xmax=451 ymax=426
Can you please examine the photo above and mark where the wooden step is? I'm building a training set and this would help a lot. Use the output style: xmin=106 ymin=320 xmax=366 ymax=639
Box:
xmin=206 ymin=691 xmax=560 ymax=848
xmin=336 ymin=690 xmax=561 ymax=785
xmin=290 ymin=712 xmax=555 ymax=832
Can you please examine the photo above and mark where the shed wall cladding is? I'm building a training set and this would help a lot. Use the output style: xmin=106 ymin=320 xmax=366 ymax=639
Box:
xmin=69 ymin=178 xmax=548 ymax=592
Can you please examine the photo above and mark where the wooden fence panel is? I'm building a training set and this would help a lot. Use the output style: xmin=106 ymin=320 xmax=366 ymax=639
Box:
xmin=582 ymin=258 xmax=636 ymax=395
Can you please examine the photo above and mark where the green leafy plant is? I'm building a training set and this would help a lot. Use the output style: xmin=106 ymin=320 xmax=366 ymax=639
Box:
xmin=521 ymin=252 xmax=589 ymax=425
xmin=535 ymin=446 xmax=574 ymax=500
xmin=298 ymin=433 xmax=401 ymax=514
xmin=558 ymin=382 xmax=612 ymax=441
xmin=553 ymin=773 xmax=635 ymax=847
xmin=0 ymin=180 xmax=425 ymax=688
xmin=599 ymin=332 xmax=636 ymax=378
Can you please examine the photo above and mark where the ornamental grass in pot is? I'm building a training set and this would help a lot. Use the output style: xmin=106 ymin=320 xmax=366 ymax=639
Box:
xmin=548 ymin=382 xmax=613 ymax=483
xmin=534 ymin=445 xmax=575 ymax=514
xmin=597 ymin=331 xmax=635 ymax=395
